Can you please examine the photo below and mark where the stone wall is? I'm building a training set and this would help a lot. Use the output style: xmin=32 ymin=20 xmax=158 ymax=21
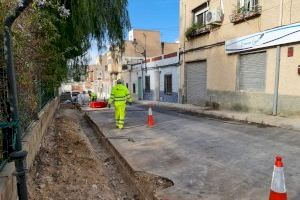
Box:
xmin=0 ymin=97 xmax=60 ymax=200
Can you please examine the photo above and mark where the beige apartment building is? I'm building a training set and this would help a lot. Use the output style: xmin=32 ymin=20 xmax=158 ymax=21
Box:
xmin=94 ymin=29 xmax=178 ymax=99
xmin=180 ymin=0 xmax=300 ymax=116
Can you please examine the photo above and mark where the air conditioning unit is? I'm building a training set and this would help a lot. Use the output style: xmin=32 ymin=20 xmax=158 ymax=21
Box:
xmin=206 ymin=9 xmax=223 ymax=25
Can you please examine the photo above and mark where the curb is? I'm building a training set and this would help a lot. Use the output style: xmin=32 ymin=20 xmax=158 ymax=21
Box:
xmin=136 ymin=101 xmax=300 ymax=132
xmin=84 ymin=113 xmax=162 ymax=200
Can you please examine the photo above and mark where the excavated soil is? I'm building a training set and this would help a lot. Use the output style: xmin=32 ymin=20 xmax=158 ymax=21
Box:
xmin=28 ymin=107 xmax=139 ymax=200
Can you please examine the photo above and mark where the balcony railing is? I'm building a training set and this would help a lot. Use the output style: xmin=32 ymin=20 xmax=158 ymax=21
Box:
xmin=185 ymin=24 xmax=211 ymax=40
xmin=230 ymin=4 xmax=262 ymax=24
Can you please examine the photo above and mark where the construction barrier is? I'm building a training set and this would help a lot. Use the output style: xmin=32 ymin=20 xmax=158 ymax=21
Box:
xmin=89 ymin=101 xmax=108 ymax=108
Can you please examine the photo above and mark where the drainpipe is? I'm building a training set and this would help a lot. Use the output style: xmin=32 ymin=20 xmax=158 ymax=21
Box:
xmin=272 ymin=0 xmax=284 ymax=115
xmin=4 ymin=1 xmax=32 ymax=199
xmin=180 ymin=2 xmax=187 ymax=104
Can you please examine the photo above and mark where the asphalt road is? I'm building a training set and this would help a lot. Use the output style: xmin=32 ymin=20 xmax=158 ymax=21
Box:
xmin=88 ymin=105 xmax=300 ymax=200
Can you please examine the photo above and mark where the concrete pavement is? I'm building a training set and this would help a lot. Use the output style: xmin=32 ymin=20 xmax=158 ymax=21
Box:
xmin=86 ymin=105 xmax=300 ymax=200
xmin=137 ymin=100 xmax=300 ymax=132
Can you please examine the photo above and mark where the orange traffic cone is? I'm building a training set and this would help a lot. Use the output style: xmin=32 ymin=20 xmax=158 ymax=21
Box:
xmin=269 ymin=156 xmax=287 ymax=200
xmin=147 ymin=106 xmax=154 ymax=127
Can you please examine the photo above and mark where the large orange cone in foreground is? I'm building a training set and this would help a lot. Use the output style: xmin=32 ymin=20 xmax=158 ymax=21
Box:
xmin=269 ymin=156 xmax=287 ymax=200
xmin=147 ymin=106 xmax=154 ymax=127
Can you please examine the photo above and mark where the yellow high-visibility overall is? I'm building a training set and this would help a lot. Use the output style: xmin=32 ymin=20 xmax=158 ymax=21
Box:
xmin=89 ymin=92 xmax=97 ymax=102
xmin=108 ymin=84 xmax=132 ymax=129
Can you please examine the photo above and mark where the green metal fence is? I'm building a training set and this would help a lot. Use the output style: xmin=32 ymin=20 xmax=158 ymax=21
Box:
xmin=0 ymin=54 xmax=11 ymax=170
xmin=18 ymin=82 xmax=55 ymax=134
xmin=0 ymin=64 xmax=56 ymax=171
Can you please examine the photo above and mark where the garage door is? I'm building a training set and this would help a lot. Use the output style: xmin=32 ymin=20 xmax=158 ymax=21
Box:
xmin=239 ymin=52 xmax=266 ymax=91
xmin=186 ymin=61 xmax=207 ymax=105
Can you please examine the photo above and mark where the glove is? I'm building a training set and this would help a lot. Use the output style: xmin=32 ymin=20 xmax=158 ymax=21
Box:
xmin=108 ymin=104 xmax=111 ymax=108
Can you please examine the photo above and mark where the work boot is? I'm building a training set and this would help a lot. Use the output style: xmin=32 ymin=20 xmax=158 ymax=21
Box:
xmin=118 ymin=125 xmax=124 ymax=129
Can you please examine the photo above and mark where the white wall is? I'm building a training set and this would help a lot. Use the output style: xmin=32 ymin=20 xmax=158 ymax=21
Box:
xmin=129 ymin=55 xmax=179 ymax=101
xmin=60 ymin=83 xmax=72 ymax=93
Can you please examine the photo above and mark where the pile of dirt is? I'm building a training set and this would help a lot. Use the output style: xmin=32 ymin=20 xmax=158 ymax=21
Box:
xmin=28 ymin=109 xmax=138 ymax=200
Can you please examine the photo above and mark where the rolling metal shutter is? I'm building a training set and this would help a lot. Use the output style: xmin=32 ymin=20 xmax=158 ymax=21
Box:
xmin=186 ymin=61 xmax=207 ymax=105
xmin=239 ymin=52 xmax=266 ymax=91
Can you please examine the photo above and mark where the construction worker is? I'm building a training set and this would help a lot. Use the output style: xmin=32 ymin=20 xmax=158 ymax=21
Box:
xmin=88 ymin=90 xmax=97 ymax=102
xmin=108 ymin=79 xmax=132 ymax=129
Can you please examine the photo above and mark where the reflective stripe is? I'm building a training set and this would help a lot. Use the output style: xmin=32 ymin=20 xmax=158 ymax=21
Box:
xmin=271 ymin=166 xmax=286 ymax=193
xmin=115 ymin=96 xmax=126 ymax=98
xmin=114 ymin=98 xmax=126 ymax=100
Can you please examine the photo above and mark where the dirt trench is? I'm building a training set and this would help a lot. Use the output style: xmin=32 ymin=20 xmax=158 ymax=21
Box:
xmin=28 ymin=107 xmax=139 ymax=200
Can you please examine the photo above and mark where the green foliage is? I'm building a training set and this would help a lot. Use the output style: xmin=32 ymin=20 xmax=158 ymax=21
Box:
xmin=0 ymin=0 xmax=130 ymax=130
xmin=185 ymin=23 xmax=206 ymax=40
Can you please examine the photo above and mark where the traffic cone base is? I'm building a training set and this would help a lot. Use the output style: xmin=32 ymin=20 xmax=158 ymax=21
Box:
xmin=269 ymin=190 xmax=287 ymax=200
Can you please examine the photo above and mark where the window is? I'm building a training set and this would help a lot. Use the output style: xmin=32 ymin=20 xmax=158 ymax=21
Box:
xmin=164 ymin=74 xmax=172 ymax=95
xmin=239 ymin=0 xmax=259 ymax=11
xmin=122 ymin=64 xmax=128 ymax=70
xmin=230 ymin=0 xmax=261 ymax=23
xmin=145 ymin=76 xmax=150 ymax=92
xmin=193 ymin=4 xmax=209 ymax=26
xmin=133 ymin=83 xmax=136 ymax=93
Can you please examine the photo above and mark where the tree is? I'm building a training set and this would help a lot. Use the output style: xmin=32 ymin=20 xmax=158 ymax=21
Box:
xmin=0 ymin=0 xmax=130 ymax=130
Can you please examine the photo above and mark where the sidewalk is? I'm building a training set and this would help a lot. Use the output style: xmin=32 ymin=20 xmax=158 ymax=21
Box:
xmin=137 ymin=100 xmax=300 ymax=132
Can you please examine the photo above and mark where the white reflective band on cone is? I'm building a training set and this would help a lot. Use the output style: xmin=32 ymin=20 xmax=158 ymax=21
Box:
xmin=148 ymin=107 xmax=152 ymax=115
xmin=271 ymin=166 xmax=287 ymax=193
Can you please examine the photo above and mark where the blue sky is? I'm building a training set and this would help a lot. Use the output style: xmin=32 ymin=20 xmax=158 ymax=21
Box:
xmin=88 ymin=0 xmax=179 ymax=64
xmin=128 ymin=0 xmax=179 ymax=42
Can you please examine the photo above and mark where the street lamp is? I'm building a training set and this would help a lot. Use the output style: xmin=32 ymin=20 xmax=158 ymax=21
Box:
xmin=132 ymin=34 xmax=147 ymax=100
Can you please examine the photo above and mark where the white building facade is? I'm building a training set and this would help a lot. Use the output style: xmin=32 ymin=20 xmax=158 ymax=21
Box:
xmin=122 ymin=52 xmax=180 ymax=103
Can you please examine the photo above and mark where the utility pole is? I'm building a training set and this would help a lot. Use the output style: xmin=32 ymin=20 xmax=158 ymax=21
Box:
xmin=133 ymin=33 xmax=147 ymax=100
xmin=4 ymin=1 xmax=32 ymax=199
xmin=272 ymin=0 xmax=284 ymax=115
xmin=143 ymin=33 xmax=147 ymax=100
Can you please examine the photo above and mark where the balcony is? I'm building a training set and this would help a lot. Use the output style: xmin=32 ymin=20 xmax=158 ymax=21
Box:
xmin=230 ymin=5 xmax=262 ymax=24
xmin=185 ymin=24 xmax=211 ymax=40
